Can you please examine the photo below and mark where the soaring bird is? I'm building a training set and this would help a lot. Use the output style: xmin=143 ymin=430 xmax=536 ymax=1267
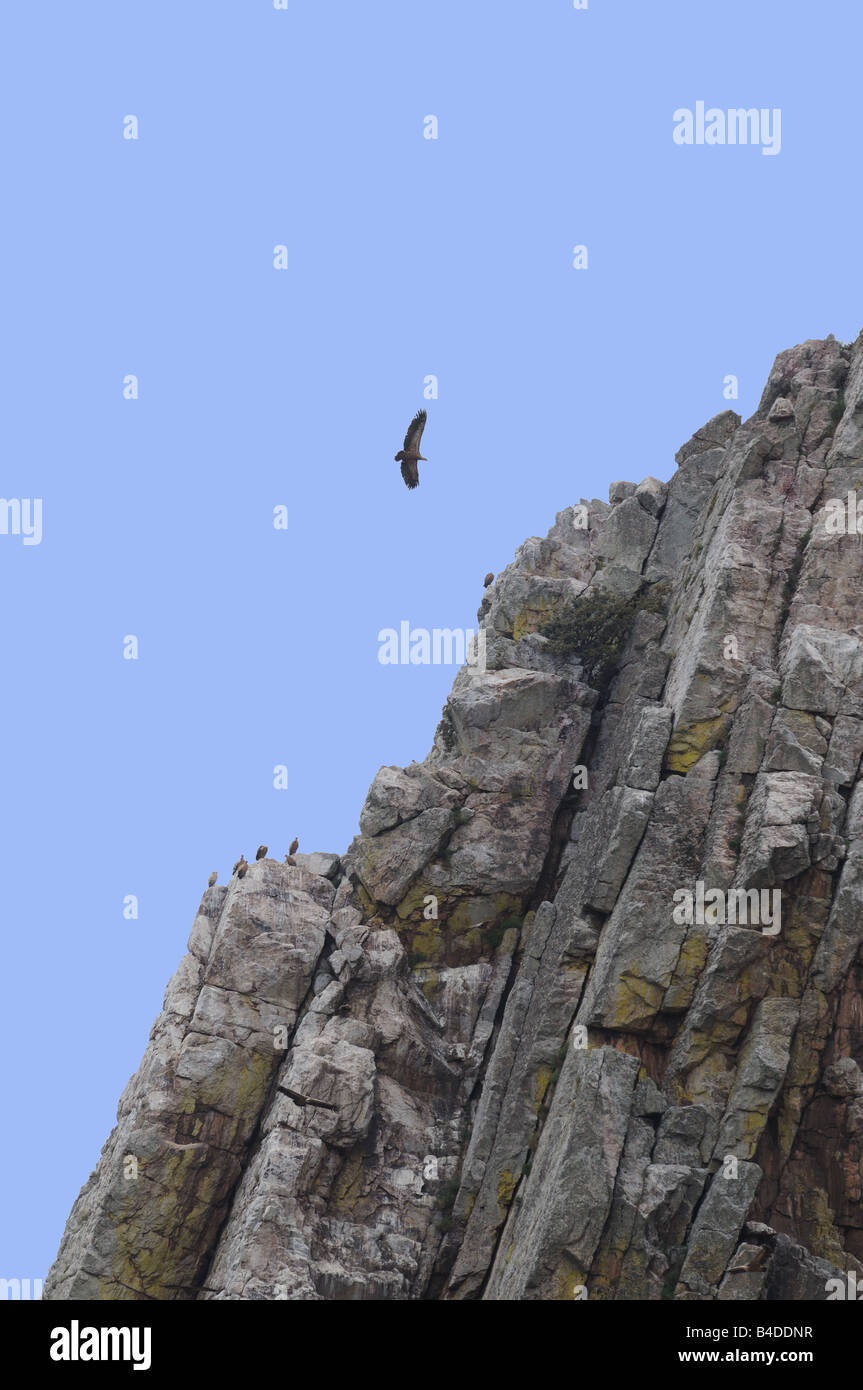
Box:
xmin=208 ymin=871 xmax=218 ymax=887
xmin=288 ymin=837 xmax=299 ymax=856
xmin=256 ymin=844 xmax=267 ymax=861
xmin=483 ymin=572 xmax=494 ymax=588
xmin=395 ymin=409 xmax=428 ymax=489
xmin=277 ymin=1084 xmax=338 ymax=1112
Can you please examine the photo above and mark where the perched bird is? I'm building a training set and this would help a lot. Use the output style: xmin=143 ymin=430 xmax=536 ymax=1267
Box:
xmin=483 ymin=572 xmax=494 ymax=588
xmin=285 ymin=855 xmax=296 ymax=867
xmin=232 ymin=855 xmax=246 ymax=875
xmin=395 ymin=409 xmax=428 ymax=490
xmin=256 ymin=844 xmax=267 ymax=861
xmin=237 ymin=861 xmax=248 ymax=879
xmin=207 ymin=871 xmax=218 ymax=888
xmin=727 ymin=1248 xmax=767 ymax=1274
xmin=288 ymin=837 xmax=299 ymax=856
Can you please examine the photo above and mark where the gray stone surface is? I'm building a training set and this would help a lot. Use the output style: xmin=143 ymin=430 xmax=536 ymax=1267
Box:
xmin=44 ymin=331 xmax=863 ymax=1302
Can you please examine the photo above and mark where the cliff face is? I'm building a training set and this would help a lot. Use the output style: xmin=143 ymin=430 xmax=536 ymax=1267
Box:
xmin=45 ymin=333 xmax=863 ymax=1301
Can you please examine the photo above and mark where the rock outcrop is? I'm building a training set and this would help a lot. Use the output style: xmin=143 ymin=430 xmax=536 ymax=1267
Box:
xmin=45 ymin=332 xmax=863 ymax=1300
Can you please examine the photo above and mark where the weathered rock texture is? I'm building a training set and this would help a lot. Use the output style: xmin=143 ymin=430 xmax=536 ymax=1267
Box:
xmin=45 ymin=333 xmax=863 ymax=1300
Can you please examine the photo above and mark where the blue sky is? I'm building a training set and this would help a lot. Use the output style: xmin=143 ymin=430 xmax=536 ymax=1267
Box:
xmin=2 ymin=0 xmax=861 ymax=1286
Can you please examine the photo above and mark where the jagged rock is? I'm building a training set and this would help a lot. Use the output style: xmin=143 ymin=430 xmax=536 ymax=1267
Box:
xmin=782 ymin=626 xmax=863 ymax=719
xmin=713 ymin=997 xmax=799 ymax=1159
xmin=644 ymin=410 xmax=739 ymax=583
xmin=579 ymin=773 xmax=718 ymax=1031
xmin=823 ymin=1056 xmax=863 ymax=1098
xmin=677 ymin=1162 xmax=763 ymax=1297
xmin=359 ymin=764 xmax=461 ymax=837
xmin=609 ymin=480 xmax=636 ymax=504
xmin=292 ymin=851 xmax=341 ymax=880
xmin=443 ymin=902 xmax=594 ymax=1299
xmin=824 ymin=715 xmax=863 ymax=786
xmin=577 ymin=785 xmax=654 ymax=913
xmin=483 ymin=1046 xmax=640 ymax=1299
xmin=43 ymin=864 xmax=332 ymax=1300
xmin=635 ymin=475 xmax=668 ymax=517
xmin=654 ymin=1105 xmax=716 ymax=1167
xmin=594 ymin=495 xmax=658 ymax=570
xmin=620 ymin=704 xmax=673 ymax=790
xmin=768 ymin=395 xmax=795 ymax=421
xmin=764 ymin=709 xmax=828 ymax=775
xmin=718 ymin=1242 xmax=768 ymax=1299
xmin=348 ymin=806 xmax=457 ymax=907
xmin=761 ymin=1234 xmax=848 ymax=1300
xmin=735 ymin=771 xmax=819 ymax=886
xmin=44 ymin=331 xmax=863 ymax=1302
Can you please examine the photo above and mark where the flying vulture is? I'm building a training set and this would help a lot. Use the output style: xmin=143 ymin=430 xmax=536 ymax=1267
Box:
xmin=277 ymin=1084 xmax=338 ymax=1112
xmin=395 ymin=409 xmax=428 ymax=489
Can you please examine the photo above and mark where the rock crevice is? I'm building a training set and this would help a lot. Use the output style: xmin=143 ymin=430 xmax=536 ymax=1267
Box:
xmin=45 ymin=331 xmax=863 ymax=1300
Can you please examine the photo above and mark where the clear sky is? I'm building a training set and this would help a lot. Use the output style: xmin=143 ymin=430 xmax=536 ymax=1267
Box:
xmin=2 ymin=0 xmax=861 ymax=1287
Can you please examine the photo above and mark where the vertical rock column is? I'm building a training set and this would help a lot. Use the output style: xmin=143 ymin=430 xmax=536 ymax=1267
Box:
xmin=43 ymin=862 xmax=331 ymax=1299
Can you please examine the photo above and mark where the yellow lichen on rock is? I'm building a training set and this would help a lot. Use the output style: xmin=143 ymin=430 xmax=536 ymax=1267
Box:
xmin=497 ymin=1169 xmax=518 ymax=1211
xmin=665 ymin=715 xmax=729 ymax=772
xmin=534 ymin=1064 xmax=553 ymax=1112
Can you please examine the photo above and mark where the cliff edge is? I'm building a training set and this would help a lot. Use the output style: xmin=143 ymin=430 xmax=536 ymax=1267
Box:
xmin=45 ymin=332 xmax=863 ymax=1300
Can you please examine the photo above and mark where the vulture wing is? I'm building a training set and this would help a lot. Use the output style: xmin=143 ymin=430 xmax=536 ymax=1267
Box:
xmin=401 ymin=455 xmax=419 ymax=489
xmin=403 ymin=409 xmax=427 ymax=454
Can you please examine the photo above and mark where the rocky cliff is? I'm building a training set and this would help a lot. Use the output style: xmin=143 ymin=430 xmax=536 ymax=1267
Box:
xmin=45 ymin=333 xmax=863 ymax=1301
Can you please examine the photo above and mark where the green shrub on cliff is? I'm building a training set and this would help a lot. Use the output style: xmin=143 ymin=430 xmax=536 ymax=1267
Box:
xmin=538 ymin=583 xmax=669 ymax=691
